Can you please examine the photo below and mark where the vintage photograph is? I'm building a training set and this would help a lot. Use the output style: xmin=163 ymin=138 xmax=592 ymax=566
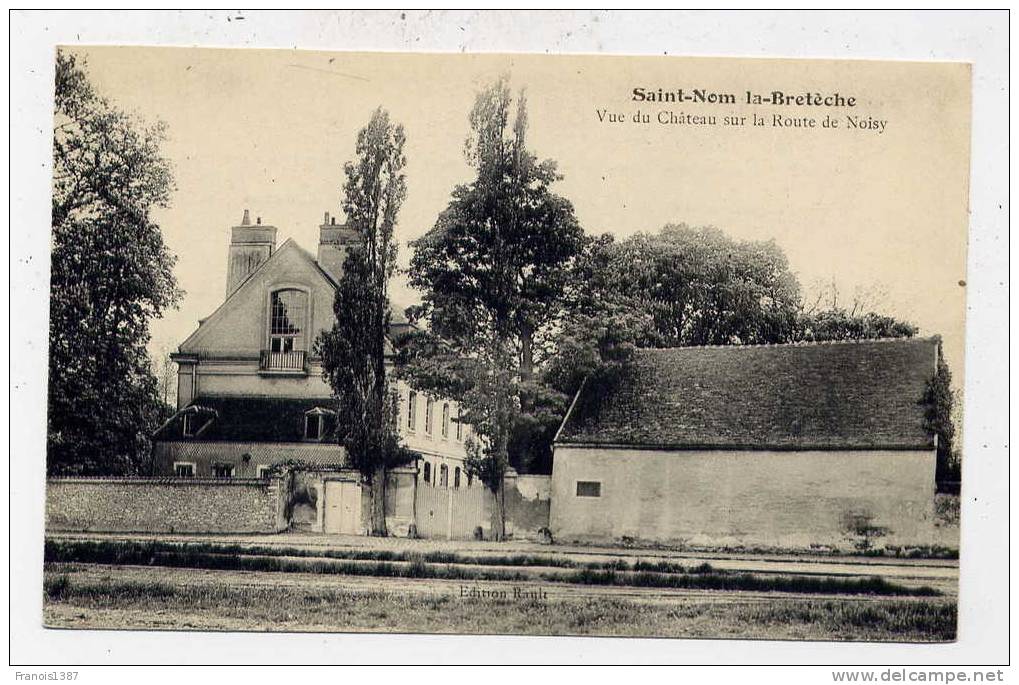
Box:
xmin=42 ymin=46 xmax=970 ymax=642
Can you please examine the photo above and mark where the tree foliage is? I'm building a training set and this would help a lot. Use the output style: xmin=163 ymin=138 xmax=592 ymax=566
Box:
xmin=544 ymin=225 xmax=801 ymax=403
xmin=48 ymin=51 xmax=181 ymax=476
xmin=315 ymin=108 xmax=413 ymax=535
xmin=400 ymin=77 xmax=585 ymax=536
xmin=615 ymin=224 xmax=802 ymax=347
xmin=795 ymin=281 xmax=919 ymax=342
xmin=795 ymin=309 xmax=918 ymax=342
xmin=922 ymin=343 xmax=961 ymax=484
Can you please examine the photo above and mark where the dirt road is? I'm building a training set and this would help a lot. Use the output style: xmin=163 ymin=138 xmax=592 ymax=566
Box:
xmin=48 ymin=531 xmax=959 ymax=596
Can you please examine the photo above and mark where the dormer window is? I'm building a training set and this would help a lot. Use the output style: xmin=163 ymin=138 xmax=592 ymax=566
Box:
xmin=182 ymin=413 xmax=196 ymax=438
xmin=304 ymin=406 xmax=336 ymax=441
xmin=178 ymin=405 xmax=216 ymax=439
xmin=306 ymin=414 xmax=322 ymax=440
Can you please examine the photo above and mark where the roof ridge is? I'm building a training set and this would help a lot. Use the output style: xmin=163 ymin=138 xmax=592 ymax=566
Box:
xmin=636 ymin=336 xmax=938 ymax=352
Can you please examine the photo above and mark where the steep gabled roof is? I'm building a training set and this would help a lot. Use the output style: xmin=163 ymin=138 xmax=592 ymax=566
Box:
xmin=154 ymin=395 xmax=338 ymax=443
xmin=178 ymin=238 xmax=322 ymax=353
xmin=555 ymin=338 xmax=939 ymax=451
xmin=177 ymin=237 xmax=414 ymax=355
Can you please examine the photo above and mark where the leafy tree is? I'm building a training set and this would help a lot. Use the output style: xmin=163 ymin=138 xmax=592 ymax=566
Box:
xmin=48 ymin=51 xmax=181 ymax=476
xmin=316 ymin=107 xmax=413 ymax=536
xmin=544 ymin=225 xmax=800 ymax=405
xmin=401 ymin=78 xmax=585 ymax=538
xmin=795 ymin=281 xmax=919 ymax=342
xmin=613 ymin=224 xmax=802 ymax=347
xmin=923 ymin=342 xmax=961 ymax=486
xmin=796 ymin=309 xmax=918 ymax=341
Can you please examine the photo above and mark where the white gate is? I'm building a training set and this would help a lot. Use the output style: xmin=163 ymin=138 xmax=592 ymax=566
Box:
xmin=322 ymin=478 xmax=361 ymax=534
xmin=414 ymin=483 xmax=489 ymax=540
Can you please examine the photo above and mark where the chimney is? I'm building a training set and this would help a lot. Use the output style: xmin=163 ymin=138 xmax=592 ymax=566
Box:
xmin=317 ymin=211 xmax=358 ymax=284
xmin=226 ymin=209 xmax=277 ymax=297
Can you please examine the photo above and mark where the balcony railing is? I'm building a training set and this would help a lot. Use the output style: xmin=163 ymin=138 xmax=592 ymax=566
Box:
xmin=259 ymin=349 xmax=307 ymax=374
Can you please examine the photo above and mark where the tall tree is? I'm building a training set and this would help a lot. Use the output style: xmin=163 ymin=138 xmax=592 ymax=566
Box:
xmin=316 ymin=107 xmax=412 ymax=536
xmin=923 ymin=342 xmax=961 ymax=485
xmin=401 ymin=78 xmax=584 ymax=538
xmin=48 ymin=51 xmax=181 ymax=475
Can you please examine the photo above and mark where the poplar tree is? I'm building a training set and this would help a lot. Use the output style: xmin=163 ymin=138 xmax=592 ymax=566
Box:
xmin=317 ymin=108 xmax=412 ymax=536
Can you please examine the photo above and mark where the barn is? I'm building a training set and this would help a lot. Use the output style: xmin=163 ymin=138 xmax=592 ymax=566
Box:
xmin=549 ymin=338 xmax=941 ymax=549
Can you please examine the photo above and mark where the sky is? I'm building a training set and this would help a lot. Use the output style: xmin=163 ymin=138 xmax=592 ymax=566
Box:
xmin=64 ymin=46 xmax=971 ymax=383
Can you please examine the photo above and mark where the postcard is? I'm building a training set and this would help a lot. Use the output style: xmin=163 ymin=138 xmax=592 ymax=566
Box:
xmin=41 ymin=45 xmax=970 ymax=644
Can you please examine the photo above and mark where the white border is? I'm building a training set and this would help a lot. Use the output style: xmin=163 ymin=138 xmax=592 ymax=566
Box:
xmin=8 ymin=9 xmax=1009 ymax=667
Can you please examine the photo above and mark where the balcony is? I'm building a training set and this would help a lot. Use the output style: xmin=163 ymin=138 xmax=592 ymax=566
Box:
xmin=259 ymin=349 xmax=307 ymax=376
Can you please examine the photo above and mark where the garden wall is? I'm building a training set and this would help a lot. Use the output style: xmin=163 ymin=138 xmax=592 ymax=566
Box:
xmin=504 ymin=472 xmax=552 ymax=541
xmin=46 ymin=476 xmax=290 ymax=534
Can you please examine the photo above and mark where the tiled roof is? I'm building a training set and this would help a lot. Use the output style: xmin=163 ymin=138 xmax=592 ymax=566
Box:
xmin=153 ymin=396 xmax=338 ymax=443
xmin=556 ymin=338 xmax=938 ymax=451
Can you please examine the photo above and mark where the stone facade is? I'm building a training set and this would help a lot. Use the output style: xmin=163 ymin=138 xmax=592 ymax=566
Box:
xmin=550 ymin=446 xmax=938 ymax=548
xmin=46 ymin=476 xmax=290 ymax=534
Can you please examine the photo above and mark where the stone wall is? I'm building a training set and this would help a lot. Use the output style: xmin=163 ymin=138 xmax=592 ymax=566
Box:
xmin=46 ymin=476 xmax=290 ymax=534
xmin=550 ymin=447 xmax=940 ymax=549
xmin=504 ymin=472 xmax=552 ymax=541
xmin=383 ymin=467 xmax=418 ymax=537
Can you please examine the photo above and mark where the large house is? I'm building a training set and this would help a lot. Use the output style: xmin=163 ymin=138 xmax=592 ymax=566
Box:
xmin=550 ymin=338 xmax=942 ymax=548
xmin=152 ymin=210 xmax=477 ymax=532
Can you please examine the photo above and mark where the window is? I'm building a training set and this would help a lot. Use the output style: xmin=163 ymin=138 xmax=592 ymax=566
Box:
xmin=423 ymin=461 xmax=431 ymax=484
xmin=173 ymin=462 xmax=195 ymax=478
xmin=182 ymin=413 xmax=196 ymax=437
xmin=304 ymin=407 xmax=335 ymax=441
xmin=407 ymin=392 xmax=417 ymax=432
xmin=213 ymin=463 xmax=235 ymax=479
xmin=467 ymin=472 xmax=473 ymax=487
xmin=455 ymin=408 xmax=463 ymax=441
xmin=439 ymin=464 xmax=449 ymax=488
xmin=269 ymin=289 xmax=308 ymax=353
xmin=305 ymin=414 xmax=321 ymax=441
xmin=576 ymin=481 xmax=602 ymax=498
xmin=454 ymin=467 xmax=461 ymax=489
xmin=441 ymin=403 xmax=450 ymax=439
xmin=425 ymin=398 xmax=434 ymax=436
xmin=256 ymin=465 xmax=273 ymax=479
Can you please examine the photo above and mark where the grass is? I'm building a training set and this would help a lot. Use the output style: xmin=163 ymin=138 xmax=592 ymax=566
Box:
xmin=41 ymin=569 xmax=957 ymax=641
xmin=44 ymin=539 xmax=940 ymax=597
xmin=43 ymin=539 xmax=716 ymax=573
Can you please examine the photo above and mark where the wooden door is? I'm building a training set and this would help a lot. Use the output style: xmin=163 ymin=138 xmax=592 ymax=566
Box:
xmin=323 ymin=480 xmax=361 ymax=534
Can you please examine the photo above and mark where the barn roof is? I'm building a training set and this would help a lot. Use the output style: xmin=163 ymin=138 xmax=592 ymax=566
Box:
xmin=153 ymin=395 xmax=338 ymax=443
xmin=555 ymin=338 xmax=939 ymax=451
